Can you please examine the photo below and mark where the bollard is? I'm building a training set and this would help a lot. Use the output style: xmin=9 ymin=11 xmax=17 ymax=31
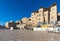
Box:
xmin=10 ymin=27 xmax=13 ymax=30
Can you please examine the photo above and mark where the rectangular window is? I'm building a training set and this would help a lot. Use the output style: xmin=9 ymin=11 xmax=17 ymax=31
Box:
xmin=52 ymin=8 xmax=55 ymax=10
xmin=44 ymin=14 xmax=46 ymax=16
xmin=39 ymin=18 xmax=41 ymax=20
xmin=39 ymin=14 xmax=41 ymax=16
xmin=51 ymin=17 xmax=53 ymax=19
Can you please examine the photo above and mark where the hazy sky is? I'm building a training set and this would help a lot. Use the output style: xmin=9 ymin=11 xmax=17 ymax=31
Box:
xmin=0 ymin=0 xmax=60 ymax=25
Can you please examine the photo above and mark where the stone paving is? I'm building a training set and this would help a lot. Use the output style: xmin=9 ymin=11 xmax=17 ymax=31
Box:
xmin=0 ymin=29 xmax=60 ymax=41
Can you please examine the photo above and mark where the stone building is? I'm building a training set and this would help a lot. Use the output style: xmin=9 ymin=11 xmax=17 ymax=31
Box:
xmin=5 ymin=21 xmax=18 ymax=29
xmin=21 ymin=3 xmax=60 ymax=27
xmin=50 ymin=4 xmax=57 ymax=24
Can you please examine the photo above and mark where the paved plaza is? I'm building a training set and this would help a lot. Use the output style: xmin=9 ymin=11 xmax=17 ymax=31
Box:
xmin=0 ymin=29 xmax=60 ymax=41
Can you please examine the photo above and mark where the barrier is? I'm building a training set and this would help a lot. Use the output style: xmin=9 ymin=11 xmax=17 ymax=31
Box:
xmin=33 ymin=27 xmax=60 ymax=32
xmin=33 ymin=28 xmax=48 ymax=31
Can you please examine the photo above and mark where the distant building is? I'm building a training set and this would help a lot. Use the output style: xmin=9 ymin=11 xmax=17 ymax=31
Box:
xmin=5 ymin=22 xmax=10 ymax=28
xmin=4 ymin=3 xmax=60 ymax=28
xmin=5 ymin=21 xmax=18 ymax=29
xmin=22 ymin=17 xmax=28 ymax=24
xmin=16 ymin=20 xmax=22 ymax=28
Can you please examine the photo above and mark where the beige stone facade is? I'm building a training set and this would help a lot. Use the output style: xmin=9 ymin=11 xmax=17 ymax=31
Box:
xmin=22 ymin=17 xmax=28 ymax=24
xmin=50 ymin=4 xmax=57 ymax=24
xmin=21 ymin=3 xmax=60 ymax=27
xmin=44 ymin=11 xmax=49 ymax=24
xmin=30 ymin=12 xmax=37 ymax=26
xmin=37 ymin=8 xmax=44 ymax=24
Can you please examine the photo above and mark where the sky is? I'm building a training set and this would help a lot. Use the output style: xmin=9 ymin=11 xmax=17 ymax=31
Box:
xmin=0 ymin=0 xmax=60 ymax=25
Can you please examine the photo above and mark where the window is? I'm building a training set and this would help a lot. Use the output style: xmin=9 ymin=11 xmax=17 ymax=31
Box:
xmin=51 ymin=17 xmax=53 ymax=19
xmin=39 ymin=14 xmax=41 ymax=16
xmin=52 ymin=8 xmax=55 ymax=10
xmin=51 ymin=20 xmax=56 ymax=24
xmin=32 ymin=21 xmax=34 ymax=22
xmin=39 ymin=18 xmax=41 ymax=20
xmin=44 ymin=14 xmax=46 ymax=16
xmin=51 ymin=21 xmax=53 ymax=24
xmin=28 ymin=19 xmax=31 ymax=21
